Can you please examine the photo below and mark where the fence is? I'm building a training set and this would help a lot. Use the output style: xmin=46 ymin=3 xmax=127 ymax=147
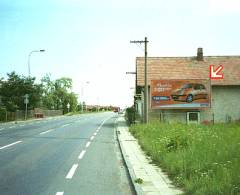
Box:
xmin=0 ymin=108 xmax=63 ymax=122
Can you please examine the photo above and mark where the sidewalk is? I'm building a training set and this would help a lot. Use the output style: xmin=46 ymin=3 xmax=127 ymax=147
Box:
xmin=116 ymin=116 xmax=183 ymax=195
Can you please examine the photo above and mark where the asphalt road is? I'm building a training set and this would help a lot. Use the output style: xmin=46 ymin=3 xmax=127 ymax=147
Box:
xmin=0 ymin=112 xmax=135 ymax=195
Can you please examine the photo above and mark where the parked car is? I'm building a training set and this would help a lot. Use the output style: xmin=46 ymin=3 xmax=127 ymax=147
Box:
xmin=171 ymin=83 xmax=208 ymax=103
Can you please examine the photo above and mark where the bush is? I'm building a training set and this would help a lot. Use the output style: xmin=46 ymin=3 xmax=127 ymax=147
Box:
xmin=0 ymin=107 xmax=6 ymax=121
xmin=125 ymin=106 xmax=135 ymax=125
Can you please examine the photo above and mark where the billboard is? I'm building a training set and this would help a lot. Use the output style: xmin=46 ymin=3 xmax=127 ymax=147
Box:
xmin=151 ymin=79 xmax=211 ymax=109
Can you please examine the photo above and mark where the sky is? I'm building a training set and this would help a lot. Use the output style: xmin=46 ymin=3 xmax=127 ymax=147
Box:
xmin=1 ymin=0 xmax=240 ymax=108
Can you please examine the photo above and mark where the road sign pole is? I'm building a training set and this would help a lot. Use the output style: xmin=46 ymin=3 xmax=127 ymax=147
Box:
xmin=25 ymin=102 xmax=28 ymax=120
xmin=24 ymin=94 xmax=29 ymax=120
xmin=5 ymin=110 xmax=7 ymax=122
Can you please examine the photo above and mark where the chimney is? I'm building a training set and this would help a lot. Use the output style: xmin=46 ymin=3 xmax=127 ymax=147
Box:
xmin=197 ymin=47 xmax=203 ymax=61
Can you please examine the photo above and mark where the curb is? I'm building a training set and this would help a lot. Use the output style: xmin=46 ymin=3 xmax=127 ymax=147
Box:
xmin=115 ymin=115 xmax=183 ymax=195
xmin=0 ymin=115 xmax=65 ymax=126
xmin=115 ymin=117 xmax=144 ymax=195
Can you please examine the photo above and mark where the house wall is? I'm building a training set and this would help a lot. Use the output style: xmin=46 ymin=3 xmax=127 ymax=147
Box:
xmin=210 ymin=86 xmax=240 ymax=122
xmin=147 ymin=85 xmax=240 ymax=123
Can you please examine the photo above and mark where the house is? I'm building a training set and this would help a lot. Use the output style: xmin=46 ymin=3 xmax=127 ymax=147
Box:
xmin=135 ymin=48 xmax=240 ymax=123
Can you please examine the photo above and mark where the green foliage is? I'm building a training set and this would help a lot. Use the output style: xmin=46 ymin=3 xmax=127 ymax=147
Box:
xmin=125 ymin=106 xmax=135 ymax=125
xmin=0 ymin=72 xmax=42 ymax=111
xmin=129 ymin=122 xmax=240 ymax=195
xmin=0 ymin=107 xmax=6 ymax=121
xmin=41 ymin=74 xmax=78 ymax=112
xmin=134 ymin=178 xmax=143 ymax=184
xmin=63 ymin=92 xmax=78 ymax=113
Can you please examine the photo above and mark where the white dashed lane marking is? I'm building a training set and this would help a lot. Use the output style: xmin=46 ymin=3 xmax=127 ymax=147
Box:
xmin=56 ymin=192 xmax=64 ymax=195
xmin=0 ymin=141 xmax=22 ymax=150
xmin=85 ymin=141 xmax=91 ymax=148
xmin=9 ymin=126 xmax=15 ymax=129
xmin=90 ymin=136 xmax=94 ymax=140
xmin=66 ymin=164 xmax=78 ymax=179
xmin=0 ymin=128 xmax=4 ymax=131
xmin=39 ymin=129 xmax=54 ymax=135
xmin=78 ymin=150 xmax=86 ymax=159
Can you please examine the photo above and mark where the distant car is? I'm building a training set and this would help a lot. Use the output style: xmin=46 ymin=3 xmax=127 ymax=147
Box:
xmin=113 ymin=107 xmax=120 ymax=113
xmin=171 ymin=83 xmax=208 ymax=103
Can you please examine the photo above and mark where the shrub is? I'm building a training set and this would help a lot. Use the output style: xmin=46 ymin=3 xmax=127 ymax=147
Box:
xmin=0 ymin=107 xmax=6 ymax=121
xmin=125 ymin=106 xmax=135 ymax=125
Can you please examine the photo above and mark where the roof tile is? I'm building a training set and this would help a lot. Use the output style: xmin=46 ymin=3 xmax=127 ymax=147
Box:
xmin=136 ymin=56 xmax=240 ymax=86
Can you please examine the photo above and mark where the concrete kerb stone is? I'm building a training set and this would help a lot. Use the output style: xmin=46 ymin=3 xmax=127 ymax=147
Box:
xmin=115 ymin=118 xmax=144 ymax=195
xmin=116 ymin=116 xmax=183 ymax=195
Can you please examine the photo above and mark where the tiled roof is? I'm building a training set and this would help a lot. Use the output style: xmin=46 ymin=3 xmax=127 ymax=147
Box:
xmin=136 ymin=56 xmax=240 ymax=86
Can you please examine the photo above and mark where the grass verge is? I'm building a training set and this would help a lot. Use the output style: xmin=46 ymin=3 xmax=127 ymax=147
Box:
xmin=129 ymin=122 xmax=240 ymax=195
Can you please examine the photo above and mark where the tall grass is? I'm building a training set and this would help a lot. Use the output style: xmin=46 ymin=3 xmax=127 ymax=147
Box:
xmin=129 ymin=122 xmax=240 ymax=195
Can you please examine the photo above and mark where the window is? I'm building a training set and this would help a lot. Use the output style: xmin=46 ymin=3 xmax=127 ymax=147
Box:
xmin=187 ymin=112 xmax=200 ymax=124
xmin=199 ymin=84 xmax=206 ymax=90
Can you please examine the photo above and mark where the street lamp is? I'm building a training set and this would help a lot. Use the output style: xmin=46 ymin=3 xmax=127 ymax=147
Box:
xmin=81 ymin=81 xmax=90 ymax=112
xmin=28 ymin=49 xmax=45 ymax=77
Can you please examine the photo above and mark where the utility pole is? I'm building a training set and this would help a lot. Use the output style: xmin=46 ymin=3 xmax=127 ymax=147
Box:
xmin=130 ymin=37 xmax=148 ymax=123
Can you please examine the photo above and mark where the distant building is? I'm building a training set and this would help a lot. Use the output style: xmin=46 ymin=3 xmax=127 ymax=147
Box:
xmin=135 ymin=48 xmax=240 ymax=123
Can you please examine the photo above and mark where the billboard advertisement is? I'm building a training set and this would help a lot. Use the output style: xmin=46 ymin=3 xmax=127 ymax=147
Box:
xmin=151 ymin=79 xmax=210 ymax=109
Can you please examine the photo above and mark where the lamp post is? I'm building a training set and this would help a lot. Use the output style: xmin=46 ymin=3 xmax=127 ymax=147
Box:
xmin=81 ymin=81 xmax=90 ymax=112
xmin=28 ymin=49 xmax=45 ymax=77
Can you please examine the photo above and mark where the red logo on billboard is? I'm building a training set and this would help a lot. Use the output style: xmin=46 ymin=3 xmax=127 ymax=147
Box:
xmin=210 ymin=65 xmax=224 ymax=79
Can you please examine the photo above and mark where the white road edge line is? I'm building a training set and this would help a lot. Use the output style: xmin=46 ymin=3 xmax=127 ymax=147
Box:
xmin=39 ymin=129 xmax=54 ymax=135
xmin=85 ymin=141 xmax=91 ymax=148
xmin=0 ymin=141 xmax=22 ymax=150
xmin=90 ymin=136 xmax=94 ymax=140
xmin=78 ymin=150 xmax=86 ymax=159
xmin=62 ymin=124 xmax=70 ymax=128
xmin=56 ymin=192 xmax=64 ymax=195
xmin=66 ymin=164 xmax=78 ymax=179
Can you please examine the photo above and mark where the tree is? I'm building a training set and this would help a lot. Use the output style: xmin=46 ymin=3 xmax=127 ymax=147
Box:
xmin=63 ymin=92 xmax=78 ymax=113
xmin=41 ymin=75 xmax=78 ymax=112
xmin=0 ymin=72 xmax=42 ymax=112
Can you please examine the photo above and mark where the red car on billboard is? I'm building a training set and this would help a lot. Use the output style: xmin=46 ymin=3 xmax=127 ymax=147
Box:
xmin=171 ymin=83 xmax=208 ymax=103
xmin=151 ymin=79 xmax=210 ymax=109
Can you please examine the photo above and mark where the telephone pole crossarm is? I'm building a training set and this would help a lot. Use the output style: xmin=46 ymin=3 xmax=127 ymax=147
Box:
xmin=130 ymin=40 xmax=145 ymax=44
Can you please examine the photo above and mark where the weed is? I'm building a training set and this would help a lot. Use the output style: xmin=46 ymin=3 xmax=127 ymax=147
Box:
xmin=129 ymin=122 xmax=240 ymax=195
xmin=134 ymin=178 xmax=143 ymax=184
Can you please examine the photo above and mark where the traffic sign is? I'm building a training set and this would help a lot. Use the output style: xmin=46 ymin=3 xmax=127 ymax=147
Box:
xmin=24 ymin=99 xmax=29 ymax=104
xmin=210 ymin=65 xmax=224 ymax=79
xmin=24 ymin=94 xmax=29 ymax=98
xmin=67 ymin=103 xmax=70 ymax=108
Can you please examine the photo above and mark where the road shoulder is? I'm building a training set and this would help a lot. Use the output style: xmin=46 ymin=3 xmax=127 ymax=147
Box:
xmin=116 ymin=115 xmax=183 ymax=195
